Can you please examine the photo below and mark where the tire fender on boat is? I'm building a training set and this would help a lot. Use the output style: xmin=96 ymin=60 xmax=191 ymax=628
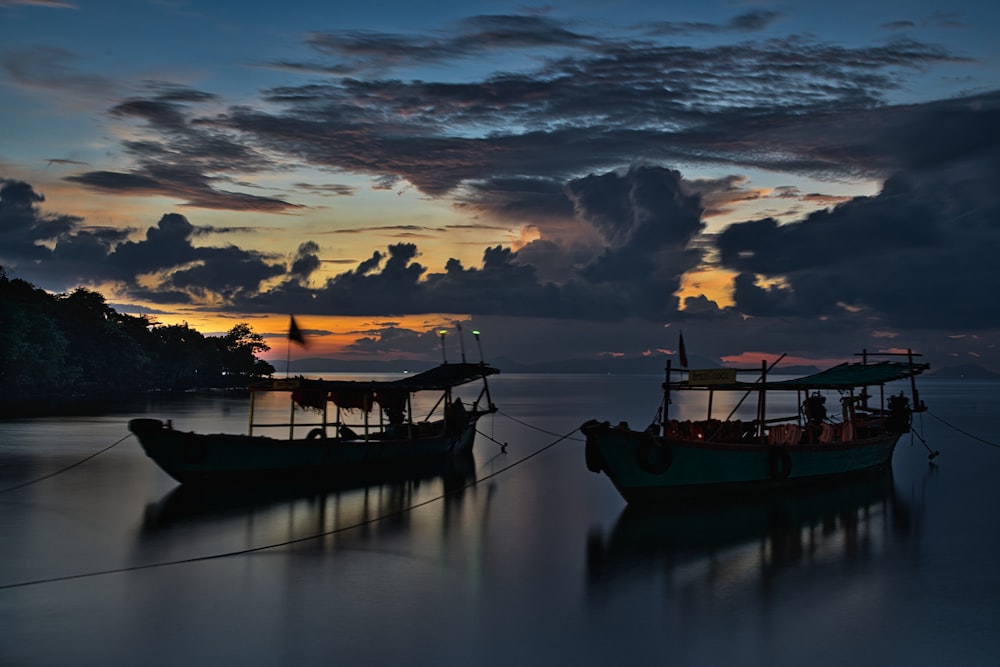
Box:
xmin=180 ymin=437 xmax=207 ymax=464
xmin=306 ymin=427 xmax=326 ymax=440
xmin=636 ymin=434 xmax=673 ymax=474
xmin=768 ymin=446 xmax=792 ymax=481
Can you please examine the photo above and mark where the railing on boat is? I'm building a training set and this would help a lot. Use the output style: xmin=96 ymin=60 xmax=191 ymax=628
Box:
xmin=244 ymin=373 xmax=494 ymax=442
xmin=660 ymin=348 xmax=928 ymax=445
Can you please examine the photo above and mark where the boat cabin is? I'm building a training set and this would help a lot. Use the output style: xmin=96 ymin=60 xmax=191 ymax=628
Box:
xmin=661 ymin=350 xmax=928 ymax=446
xmin=246 ymin=362 xmax=499 ymax=442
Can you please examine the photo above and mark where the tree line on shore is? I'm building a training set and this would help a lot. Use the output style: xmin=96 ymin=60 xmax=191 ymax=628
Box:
xmin=1 ymin=267 xmax=275 ymax=398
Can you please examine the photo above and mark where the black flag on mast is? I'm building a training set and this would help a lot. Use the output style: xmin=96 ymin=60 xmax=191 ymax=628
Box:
xmin=678 ymin=331 xmax=688 ymax=368
xmin=288 ymin=315 xmax=307 ymax=347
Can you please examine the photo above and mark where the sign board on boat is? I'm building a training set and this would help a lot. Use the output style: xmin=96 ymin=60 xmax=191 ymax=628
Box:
xmin=688 ymin=368 xmax=738 ymax=385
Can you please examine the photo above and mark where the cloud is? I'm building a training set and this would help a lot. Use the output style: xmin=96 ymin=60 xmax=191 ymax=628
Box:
xmin=0 ymin=178 xmax=81 ymax=264
xmin=65 ymin=86 xmax=300 ymax=212
xmin=716 ymin=95 xmax=1000 ymax=329
xmin=567 ymin=166 xmax=704 ymax=318
xmin=227 ymin=165 xmax=706 ymax=322
xmin=67 ymin=169 xmax=299 ymax=212
xmin=289 ymin=241 xmax=321 ymax=281
xmin=299 ymin=14 xmax=596 ymax=75
xmin=644 ymin=10 xmax=784 ymax=36
xmin=1 ymin=46 xmax=113 ymax=99
xmin=7 ymin=12 xmax=1000 ymax=367
xmin=0 ymin=189 xmax=291 ymax=299
xmin=69 ymin=16 xmax=968 ymax=214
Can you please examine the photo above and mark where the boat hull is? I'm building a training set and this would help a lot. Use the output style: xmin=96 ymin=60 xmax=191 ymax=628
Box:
xmin=128 ymin=416 xmax=484 ymax=485
xmin=580 ymin=420 xmax=900 ymax=505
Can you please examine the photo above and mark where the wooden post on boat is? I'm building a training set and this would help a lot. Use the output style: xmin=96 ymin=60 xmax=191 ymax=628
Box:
xmin=406 ymin=393 xmax=414 ymax=439
xmin=663 ymin=358 xmax=672 ymax=433
xmin=249 ymin=390 xmax=257 ymax=436
xmin=288 ymin=391 xmax=296 ymax=440
xmin=322 ymin=397 xmax=328 ymax=438
xmin=907 ymin=348 xmax=922 ymax=410
xmin=758 ymin=359 xmax=767 ymax=442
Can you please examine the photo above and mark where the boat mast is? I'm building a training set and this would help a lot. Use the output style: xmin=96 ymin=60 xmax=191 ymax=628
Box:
xmin=907 ymin=348 xmax=922 ymax=410
xmin=472 ymin=330 xmax=495 ymax=412
xmin=757 ymin=359 xmax=767 ymax=442
xmin=249 ymin=390 xmax=256 ymax=436
xmin=662 ymin=358 xmax=672 ymax=431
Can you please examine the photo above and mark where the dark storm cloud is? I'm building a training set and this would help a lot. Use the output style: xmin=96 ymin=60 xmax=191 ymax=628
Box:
xmin=717 ymin=95 xmax=1000 ymax=329
xmin=160 ymin=245 xmax=285 ymax=301
xmin=0 ymin=179 xmax=130 ymax=287
xmin=0 ymin=188 xmax=291 ymax=299
xmin=103 ymin=213 xmax=286 ymax=300
xmin=233 ymin=165 xmax=706 ymax=322
xmin=289 ymin=241 xmax=320 ymax=280
xmin=0 ymin=179 xmax=79 ymax=262
xmin=455 ymin=176 xmax=574 ymax=224
xmin=108 ymin=213 xmax=200 ymax=278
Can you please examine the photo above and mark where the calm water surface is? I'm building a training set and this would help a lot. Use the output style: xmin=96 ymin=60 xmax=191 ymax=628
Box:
xmin=1 ymin=374 xmax=999 ymax=666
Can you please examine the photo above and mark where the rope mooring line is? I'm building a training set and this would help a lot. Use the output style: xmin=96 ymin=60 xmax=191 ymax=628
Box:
xmin=0 ymin=432 xmax=134 ymax=496
xmin=497 ymin=409 xmax=586 ymax=441
xmin=926 ymin=410 xmax=1000 ymax=449
xmin=0 ymin=424 xmax=580 ymax=591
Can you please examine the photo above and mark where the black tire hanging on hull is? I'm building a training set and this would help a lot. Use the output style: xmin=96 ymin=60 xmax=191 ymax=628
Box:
xmin=636 ymin=434 xmax=673 ymax=474
xmin=768 ymin=447 xmax=792 ymax=480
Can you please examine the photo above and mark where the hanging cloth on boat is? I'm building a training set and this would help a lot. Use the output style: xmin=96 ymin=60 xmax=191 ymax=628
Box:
xmin=330 ymin=390 xmax=374 ymax=413
xmin=292 ymin=388 xmax=328 ymax=411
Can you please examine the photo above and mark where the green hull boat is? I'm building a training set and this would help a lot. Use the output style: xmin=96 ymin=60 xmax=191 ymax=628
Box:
xmin=582 ymin=349 xmax=928 ymax=505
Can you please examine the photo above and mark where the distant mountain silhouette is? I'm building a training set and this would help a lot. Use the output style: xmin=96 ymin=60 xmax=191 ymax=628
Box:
xmin=286 ymin=354 xmax=824 ymax=376
xmin=926 ymin=364 xmax=1000 ymax=380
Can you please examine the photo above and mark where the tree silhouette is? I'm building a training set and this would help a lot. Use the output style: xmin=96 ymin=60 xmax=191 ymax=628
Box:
xmin=0 ymin=266 xmax=275 ymax=409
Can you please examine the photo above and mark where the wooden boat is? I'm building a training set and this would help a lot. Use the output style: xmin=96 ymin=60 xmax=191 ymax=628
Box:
xmin=129 ymin=362 xmax=498 ymax=484
xmin=580 ymin=350 xmax=928 ymax=504
xmin=140 ymin=451 xmax=477 ymax=532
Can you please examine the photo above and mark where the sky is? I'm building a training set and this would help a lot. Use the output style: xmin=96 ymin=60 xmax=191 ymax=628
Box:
xmin=2 ymin=0 xmax=999 ymax=371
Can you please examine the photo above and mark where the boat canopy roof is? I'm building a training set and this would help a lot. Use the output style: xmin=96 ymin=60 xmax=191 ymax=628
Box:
xmin=676 ymin=360 xmax=929 ymax=391
xmin=250 ymin=362 xmax=499 ymax=394
xmin=770 ymin=360 xmax=929 ymax=390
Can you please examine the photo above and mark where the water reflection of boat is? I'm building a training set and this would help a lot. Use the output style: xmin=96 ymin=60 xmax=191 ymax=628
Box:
xmin=586 ymin=471 xmax=913 ymax=588
xmin=129 ymin=362 xmax=498 ymax=484
xmin=140 ymin=451 xmax=477 ymax=533
xmin=581 ymin=349 xmax=929 ymax=504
